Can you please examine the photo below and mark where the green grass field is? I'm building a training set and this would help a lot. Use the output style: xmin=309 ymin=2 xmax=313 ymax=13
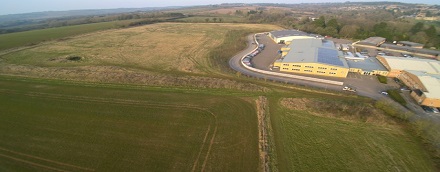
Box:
xmin=0 ymin=76 xmax=259 ymax=171
xmin=270 ymin=97 xmax=436 ymax=171
xmin=0 ymin=20 xmax=142 ymax=51
xmin=0 ymin=21 xmax=438 ymax=171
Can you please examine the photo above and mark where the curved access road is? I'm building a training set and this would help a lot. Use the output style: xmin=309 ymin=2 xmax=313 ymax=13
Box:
xmin=228 ymin=34 xmax=343 ymax=92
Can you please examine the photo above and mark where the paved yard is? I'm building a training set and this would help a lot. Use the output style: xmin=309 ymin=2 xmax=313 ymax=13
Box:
xmin=344 ymin=72 xmax=400 ymax=99
xmin=251 ymin=34 xmax=284 ymax=70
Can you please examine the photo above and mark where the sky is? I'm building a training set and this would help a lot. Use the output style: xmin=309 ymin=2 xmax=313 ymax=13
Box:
xmin=1 ymin=0 xmax=439 ymax=15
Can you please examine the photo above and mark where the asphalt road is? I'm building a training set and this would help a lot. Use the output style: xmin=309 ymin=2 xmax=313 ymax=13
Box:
xmin=228 ymin=34 xmax=440 ymax=122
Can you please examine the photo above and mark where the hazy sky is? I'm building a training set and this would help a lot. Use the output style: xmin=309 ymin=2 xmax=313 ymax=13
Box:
xmin=1 ymin=0 xmax=439 ymax=15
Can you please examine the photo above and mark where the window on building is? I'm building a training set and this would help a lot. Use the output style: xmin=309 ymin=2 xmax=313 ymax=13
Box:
xmin=305 ymin=66 xmax=314 ymax=68
xmin=282 ymin=68 xmax=289 ymax=70
xmin=318 ymin=67 xmax=327 ymax=70
xmin=283 ymin=64 xmax=289 ymax=66
xmin=329 ymin=72 xmax=336 ymax=74
xmin=304 ymin=70 xmax=313 ymax=72
xmin=330 ymin=68 xmax=338 ymax=71
xmin=292 ymin=69 xmax=300 ymax=71
xmin=293 ymin=65 xmax=301 ymax=67
xmin=317 ymin=71 xmax=326 ymax=74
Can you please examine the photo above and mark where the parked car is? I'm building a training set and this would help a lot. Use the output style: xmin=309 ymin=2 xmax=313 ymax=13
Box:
xmin=380 ymin=91 xmax=388 ymax=95
xmin=421 ymin=106 xmax=434 ymax=113
xmin=400 ymin=87 xmax=410 ymax=91
xmin=343 ymin=86 xmax=356 ymax=92
xmin=432 ymin=107 xmax=439 ymax=113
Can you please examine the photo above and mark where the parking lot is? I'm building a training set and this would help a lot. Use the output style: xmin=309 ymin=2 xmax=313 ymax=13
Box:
xmin=251 ymin=34 xmax=284 ymax=70
xmin=344 ymin=72 xmax=399 ymax=99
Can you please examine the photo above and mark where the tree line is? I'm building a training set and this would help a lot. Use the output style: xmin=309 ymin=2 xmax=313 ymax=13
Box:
xmin=235 ymin=8 xmax=440 ymax=49
xmin=0 ymin=12 xmax=186 ymax=34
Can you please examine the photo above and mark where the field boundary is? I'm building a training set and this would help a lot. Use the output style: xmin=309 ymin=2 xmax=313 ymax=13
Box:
xmin=256 ymin=96 xmax=270 ymax=172
xmin=0 ymin=88 xmax=218 ymax=171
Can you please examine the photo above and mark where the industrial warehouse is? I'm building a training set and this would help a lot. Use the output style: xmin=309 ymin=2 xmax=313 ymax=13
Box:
xmin=268 ymin=30 xmax=322 ymax=44
xmin=273 ymin=38 xmax=350 ymax=78
xmin=376 ymin=56 xmax=440 ymax=107
xmin=268 ymin=30 xmax=400 ymax=78
xmin=265 ymin=30 xmax=440 ymax=108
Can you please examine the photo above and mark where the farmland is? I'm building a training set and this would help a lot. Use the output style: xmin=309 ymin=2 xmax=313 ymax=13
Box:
xmin=0 ymin=76 xmax=259 ymax=171
xmin=0 ymin=23 xmax=281 ymax=90
xmin=0 ymin=20 xmax=144 ymax=51
xmin=0 ymin=21 xmax=438 ymax=171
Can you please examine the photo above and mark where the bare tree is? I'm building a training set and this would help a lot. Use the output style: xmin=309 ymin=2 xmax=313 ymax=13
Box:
xmin=339 ymin=25 xmax=360 ymax=38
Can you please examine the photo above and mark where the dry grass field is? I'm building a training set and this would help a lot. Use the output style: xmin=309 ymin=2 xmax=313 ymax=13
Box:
xmin=0 ymin=23 xmax=281 ymax=90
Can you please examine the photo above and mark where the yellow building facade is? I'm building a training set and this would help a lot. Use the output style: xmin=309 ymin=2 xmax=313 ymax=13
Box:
xmin=273 ymin=38 xmax=349 ymax=78
xmin=274 ymin=62 xmax=349 ymax=78
xmin=348 ymin=67 xmax=389 ymax=76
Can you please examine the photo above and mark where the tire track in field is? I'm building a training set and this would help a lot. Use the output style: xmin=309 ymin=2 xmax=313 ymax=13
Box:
xmin=200 ymin=119 xmax=217 ymax=172
xmin=0 ymin=153 xmax=68 ymax=172
xmin=0 ymin=89 xmax=218 ymax=171
xmin=0 ymin=147 xmax=94 ymax=171
xmin=191 ymin=124 xmax=211 ymax=172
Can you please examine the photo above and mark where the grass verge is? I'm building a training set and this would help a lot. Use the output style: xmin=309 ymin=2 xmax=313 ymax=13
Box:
xmin=375 ymin=99 xmax=440 ymax=169
xmin=387 ymin=89 xmax=407 ymax=106
xmin=377 ymin=75 xmax=388 ymax=84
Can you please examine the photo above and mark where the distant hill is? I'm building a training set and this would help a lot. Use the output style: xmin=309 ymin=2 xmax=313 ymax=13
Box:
xmin=0 ymin=7 xmax=182 ymax=23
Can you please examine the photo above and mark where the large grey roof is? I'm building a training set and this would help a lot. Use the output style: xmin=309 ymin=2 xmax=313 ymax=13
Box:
xmin=281 ymin=39 xmax=349 ymax=68
xmin=270 ymin=30 xmax=314 ymax=38
xmin=359 ymin=37 xmax=386 ymax=46
xmin=406 ymin=70 xmax=440 ymax=99
xmin=379 ymin=55 xmax=440 ymax=74
xmin=346 ymin=57 xmax=387 ymax=71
